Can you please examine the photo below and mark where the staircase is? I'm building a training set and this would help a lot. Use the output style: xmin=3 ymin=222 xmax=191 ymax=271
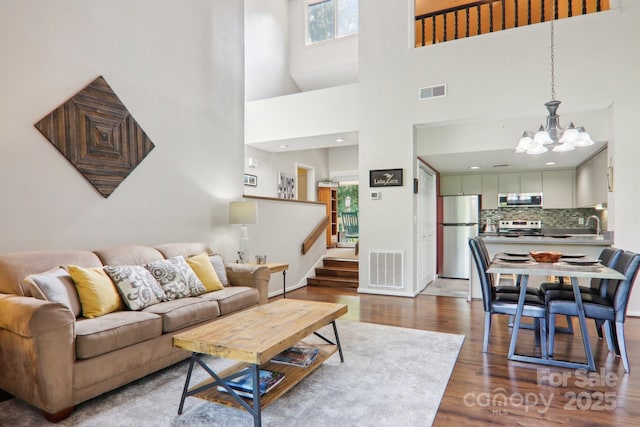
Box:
xmin=306 ymin=257 xmax=359 ymax=288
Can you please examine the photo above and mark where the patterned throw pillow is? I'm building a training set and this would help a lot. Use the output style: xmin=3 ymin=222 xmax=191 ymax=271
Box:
xmin=104 ymin=265 xmax=166 ymax=310
xmin=145 ymin=256 xmax=206 ymax=300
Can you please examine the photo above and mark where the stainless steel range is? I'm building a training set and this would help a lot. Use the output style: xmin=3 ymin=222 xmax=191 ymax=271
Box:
xmin=498 ymin=220 xmax=542 ymax=237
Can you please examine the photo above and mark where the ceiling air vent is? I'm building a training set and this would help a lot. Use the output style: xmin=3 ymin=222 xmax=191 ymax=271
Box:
xmin=418 ymin=84 xmax=446 ymax=100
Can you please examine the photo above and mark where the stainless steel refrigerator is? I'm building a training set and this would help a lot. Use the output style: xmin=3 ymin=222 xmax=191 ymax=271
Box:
xmin=440 ymin=195 xmax=480 ymax=279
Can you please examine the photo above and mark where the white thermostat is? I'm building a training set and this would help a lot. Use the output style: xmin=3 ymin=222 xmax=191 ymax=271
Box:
xmin=371 ymin=192 xmax=381 ymax=200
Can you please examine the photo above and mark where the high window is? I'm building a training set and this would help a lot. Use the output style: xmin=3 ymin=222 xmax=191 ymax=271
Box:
xmin=307 ymin=0 xmax=358 ymax=44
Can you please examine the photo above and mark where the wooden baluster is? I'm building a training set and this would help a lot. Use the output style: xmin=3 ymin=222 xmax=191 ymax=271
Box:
xmin=489 ymin=2 xmax=493 ymax=32
xmin=455 ymin=9 xmax=459 ymax=39
xmin=466 ymin=6 xmax=470 ymax=37
xmin=421 ymin=17 xmax=426 ymax=46
xmin=432 ymin=16 xmax=436 ymax=44
xmin=568 ymin=0 xmax=573 ymax=17
xmin=443 ymin=12 xmax=447 ymax=41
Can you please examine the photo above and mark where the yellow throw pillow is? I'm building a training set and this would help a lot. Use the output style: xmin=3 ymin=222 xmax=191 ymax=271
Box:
xmin=186 ymin=252 xmax=224 ymax=292
xmin=68 ymin=265 xmax=124 ymax=318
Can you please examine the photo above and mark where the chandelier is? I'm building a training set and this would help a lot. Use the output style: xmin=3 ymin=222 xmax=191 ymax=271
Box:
xmin=515 ymin=11 xmax=594 ymax=155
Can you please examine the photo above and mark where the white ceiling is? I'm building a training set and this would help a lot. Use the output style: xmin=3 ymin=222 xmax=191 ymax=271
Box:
xmin=245 ymin=130 xmax=359 ymax=153
xmin=421 ymin=142 xmax=607 ymax=174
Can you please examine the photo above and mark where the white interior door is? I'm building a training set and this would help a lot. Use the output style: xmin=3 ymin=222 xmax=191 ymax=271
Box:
xmin=417 ymin=166 xmax=436 ymax=291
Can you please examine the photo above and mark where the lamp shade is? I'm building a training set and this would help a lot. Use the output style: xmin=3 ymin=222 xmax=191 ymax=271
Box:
xmin=229 ymin=201 xmax=258 ymax=225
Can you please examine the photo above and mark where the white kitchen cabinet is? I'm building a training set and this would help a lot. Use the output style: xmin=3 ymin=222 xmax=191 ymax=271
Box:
xmin=576 ymin=148 xmax=608 ymax=207
xmin=440 ymin=175 xmax=462 ymax=195
xmin=481 ymin=173 xmax=498 ymax=209
xmin=520 ymin=171 xmax=542 ymax=193
xmin=498 ymin=172 xmax=542 ymax=194
xmin=542 ymin=170 xmax=575 ymax=208
xmin=498 ymin=173 xmax=521 ymax=193
xmin=440 ymin=174 xmax=481 ymax=195
xmin=462 ymin=174 xmax=482 ymax=194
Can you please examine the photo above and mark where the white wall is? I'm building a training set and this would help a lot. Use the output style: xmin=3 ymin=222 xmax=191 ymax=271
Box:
xmin=0 ymin=0 xmax=244 ymax=260
xmin=244 ymin=146 xmax=330 ymax=199
xmin=246 ymin=197 xmax=327 ymax=296
xmin=245 ymin=0 xmax=299 ymax=101
xmin=245 ymin=83 xmax=358 ymax=143
xmin=288 ymin=0 xmax=358 ymax=91
xmin=329 ymin=145 xmax=359 ymax=173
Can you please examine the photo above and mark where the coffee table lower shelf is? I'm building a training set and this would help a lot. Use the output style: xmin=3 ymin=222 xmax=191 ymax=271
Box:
xmin=189 ymin=342 xmax=337 ymax=410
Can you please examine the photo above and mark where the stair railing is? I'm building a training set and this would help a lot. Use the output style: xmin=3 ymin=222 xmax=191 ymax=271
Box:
xmin=415 ymin=0 xmax=606 ymax=47
xmin=302 ymin=216 xmax=330 ymax=255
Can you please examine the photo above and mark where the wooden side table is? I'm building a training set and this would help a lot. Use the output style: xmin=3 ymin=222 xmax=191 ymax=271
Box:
xmin=251 ymin=262 xmax=289 ymax=298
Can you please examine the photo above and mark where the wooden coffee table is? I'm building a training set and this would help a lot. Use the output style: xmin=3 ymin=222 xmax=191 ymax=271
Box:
xmin=173 ymin=299 xmax=348 ymax=426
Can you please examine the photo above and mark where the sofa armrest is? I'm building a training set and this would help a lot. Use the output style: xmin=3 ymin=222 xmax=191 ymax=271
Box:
xmin=225 ymin=264 xmax=270 ymax=305
xmin=0 ymin=294 xmax=76 ymax=413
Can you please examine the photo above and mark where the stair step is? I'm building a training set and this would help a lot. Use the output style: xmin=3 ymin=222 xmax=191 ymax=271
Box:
xmin=307 ymin=276 xmax=359 ymax=288
xmin=322 ymin=258 xmax=359 ymax=270
xmin=315 ymin=267 xmax=359 ymax=279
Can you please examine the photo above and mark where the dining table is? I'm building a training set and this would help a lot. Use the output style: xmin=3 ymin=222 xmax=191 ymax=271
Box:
xmin=487 ymin=255 xmax=626 ymax=371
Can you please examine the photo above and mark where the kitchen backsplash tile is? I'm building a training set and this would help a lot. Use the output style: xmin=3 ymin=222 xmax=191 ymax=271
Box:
xmin=481 ymin=208 xmax=607 ymax=231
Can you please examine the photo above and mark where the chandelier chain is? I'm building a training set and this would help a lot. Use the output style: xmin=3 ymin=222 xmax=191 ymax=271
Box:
xmin=550 ymin=3 xmax=555 ymax=101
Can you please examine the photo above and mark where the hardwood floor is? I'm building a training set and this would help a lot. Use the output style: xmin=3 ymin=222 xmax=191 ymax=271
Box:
xmin=281 ymin=287 xmax=640 ymax=426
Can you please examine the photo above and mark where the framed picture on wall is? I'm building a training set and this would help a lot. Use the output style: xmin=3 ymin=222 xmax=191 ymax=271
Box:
xmin=244 ymin=174 xmax=257 ymax=187
xmin=369 ymin=168 xmax=403 ymax=187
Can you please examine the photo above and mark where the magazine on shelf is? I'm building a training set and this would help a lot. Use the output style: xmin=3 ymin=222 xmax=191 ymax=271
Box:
xmin=218 ymin=369 xmax=285 ymax=398
xmin=271 ymin=346 xmax=320 ymax=367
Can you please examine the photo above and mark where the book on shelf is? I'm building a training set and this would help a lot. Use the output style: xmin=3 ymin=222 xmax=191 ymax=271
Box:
xmin=270 ymin=346 xmax=320 ymax=367
xmin=218 ymin=369 xmax=285 ymax=398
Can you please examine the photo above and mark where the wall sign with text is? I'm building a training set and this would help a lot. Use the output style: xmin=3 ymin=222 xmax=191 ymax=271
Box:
xmin=369 ymin=169 xmax=403 ymax=187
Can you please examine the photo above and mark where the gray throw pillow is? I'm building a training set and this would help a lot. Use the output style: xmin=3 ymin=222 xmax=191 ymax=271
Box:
xmin=104 ymin=265 xmax=165 ymax=310
xmin=23 ymin=267 xmax=82 ymax=317
xmin=145 ymin=256 xmax=206 ymax=300
xmin=209 ymin=254 xmax=229 ymax=287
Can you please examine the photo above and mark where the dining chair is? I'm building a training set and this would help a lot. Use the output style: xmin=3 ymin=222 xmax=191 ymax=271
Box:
xmin=540 ymin=247 xmax=622 ymax=337
xmin=475 ymin=237 xmax=539 ymax=296
xmin=547 ymin=251 xmax=640 ymax=372
xmin=469 ymin=238 xmax=548 ymax=355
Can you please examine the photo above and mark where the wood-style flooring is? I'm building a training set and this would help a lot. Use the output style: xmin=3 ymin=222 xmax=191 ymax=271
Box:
xmin=281 ymin=286 xmax=640 ymax=426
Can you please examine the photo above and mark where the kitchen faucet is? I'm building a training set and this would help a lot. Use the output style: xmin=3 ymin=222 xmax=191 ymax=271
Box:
xmin=587 ymin=215 xmax=600 ymax=236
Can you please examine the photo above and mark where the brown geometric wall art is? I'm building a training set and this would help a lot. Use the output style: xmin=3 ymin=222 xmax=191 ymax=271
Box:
xmin=35 ymin=76 xmax=155 ymax=198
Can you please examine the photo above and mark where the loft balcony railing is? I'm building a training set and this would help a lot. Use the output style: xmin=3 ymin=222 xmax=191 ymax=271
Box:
xmin=415 ymin=0 xmax=609 ymax=47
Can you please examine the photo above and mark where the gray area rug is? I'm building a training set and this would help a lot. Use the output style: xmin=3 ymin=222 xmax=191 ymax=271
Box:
xmin=421 ymin=278 xmax=470 ymax=298
xmin=0 ymin=320 xmax=464 ymax=427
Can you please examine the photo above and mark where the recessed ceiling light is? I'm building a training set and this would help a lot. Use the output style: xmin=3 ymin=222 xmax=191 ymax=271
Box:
xmin=279 ymin=144 xmax=289 ymax=149
xmin=469 ymin=166 xmax=480 ymax=170
xmin=334 ymin=137 xmax=346 ymax=143
xmin=545 ymin=161 xmax=557 ymax=166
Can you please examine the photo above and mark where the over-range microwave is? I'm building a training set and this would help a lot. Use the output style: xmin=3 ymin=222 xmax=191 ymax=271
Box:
xmin=498 ymin=192 xmax=543 ymax=208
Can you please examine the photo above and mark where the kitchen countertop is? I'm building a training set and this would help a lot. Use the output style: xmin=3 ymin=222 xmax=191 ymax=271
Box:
xmin=478 ymin=234 xmax=613 ymax=246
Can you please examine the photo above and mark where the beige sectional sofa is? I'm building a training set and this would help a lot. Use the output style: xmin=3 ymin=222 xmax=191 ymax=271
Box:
xmin=0 ymin=242 xmax=270 ymax=421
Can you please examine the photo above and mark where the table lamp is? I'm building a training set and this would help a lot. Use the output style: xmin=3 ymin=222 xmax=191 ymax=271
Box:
xmin=229 ymin=200 xmax=258 ymax=263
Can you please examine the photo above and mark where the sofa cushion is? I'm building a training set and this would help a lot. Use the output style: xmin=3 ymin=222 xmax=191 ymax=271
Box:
xmin=197 ymin=286 xmax=259 ymax=315
xmin=187 ymin=252 xmax=224 ymax=292
xmin=142 ymin=298 xmax=220 ymax=332
xmin=104 ymin=265 xmax=166 ymax=310
xmin=209 ymin=254 xmax=229 ymax=287
xmin=94 ymin=245 xmax=164 ymax=266
xmin=22 ymin=267 xmax=82 ymax=317
xmin=75 ymin=311 xmax=162 ymax=359
xmin=68 ymin=266 xmax=124 ymax=318
xmin=154 ymin=242 xmax=212 ymax=259
xmin=145 ymin=256 xmax=206 ymax=300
